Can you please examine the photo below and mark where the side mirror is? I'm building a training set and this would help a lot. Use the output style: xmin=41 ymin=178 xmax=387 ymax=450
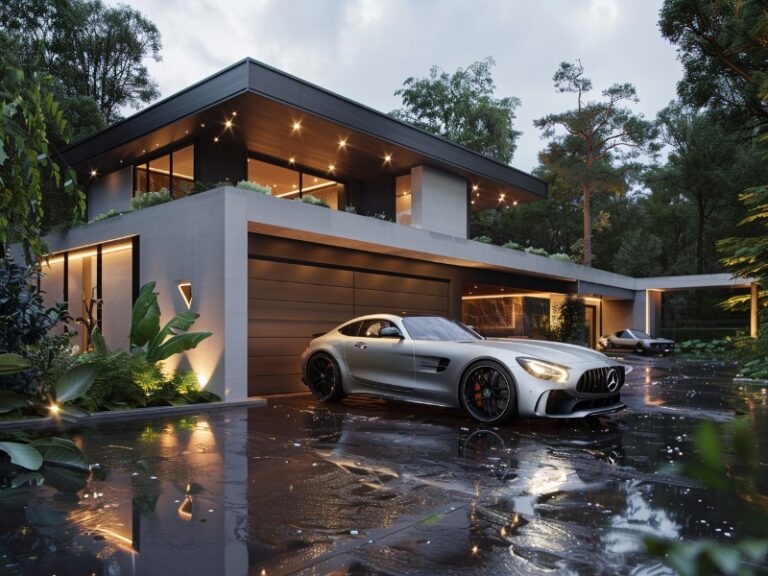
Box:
xmin=380 ymin=326 xmax=404 ymax=339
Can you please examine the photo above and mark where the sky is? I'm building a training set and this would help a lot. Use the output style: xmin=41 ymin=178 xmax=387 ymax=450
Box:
xmin=116 ymin=0 xmax=684 ymax=173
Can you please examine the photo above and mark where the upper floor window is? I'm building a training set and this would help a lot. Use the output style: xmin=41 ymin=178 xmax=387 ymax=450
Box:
xmin=246 ymin=157 xmax=344 ymax=209
xmin=134 ymin=144 xmax=195 ymax=198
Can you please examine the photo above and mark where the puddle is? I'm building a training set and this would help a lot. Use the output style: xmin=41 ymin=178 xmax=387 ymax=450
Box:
xmin=0 ymin=356 xmax=766 ymax=575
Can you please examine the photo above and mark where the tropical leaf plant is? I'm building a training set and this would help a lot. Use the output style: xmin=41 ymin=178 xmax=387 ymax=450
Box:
xmin=130 ymin=281 xmax=211 ymax=363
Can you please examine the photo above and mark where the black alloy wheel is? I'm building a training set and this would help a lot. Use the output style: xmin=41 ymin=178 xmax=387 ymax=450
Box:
xmin=460 ymin=361 xmax=517 ymax=425
xmin=306 ymin=353 xmax=345 ymax=402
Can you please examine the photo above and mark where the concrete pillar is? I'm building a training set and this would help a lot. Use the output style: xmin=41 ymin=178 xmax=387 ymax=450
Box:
xmin=750 ymin=283 xmax=759 ymax=338
xmin=647 ymin=290 xmax=662 ymax=337
xmin=410 ymin=166 xmax=468 ymax=237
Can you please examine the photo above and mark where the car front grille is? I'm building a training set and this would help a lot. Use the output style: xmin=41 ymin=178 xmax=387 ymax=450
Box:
xmin=546 ymin=391 xmax=622 ymax=415
xmin=576 ymin=366 xmax=625 ymax=394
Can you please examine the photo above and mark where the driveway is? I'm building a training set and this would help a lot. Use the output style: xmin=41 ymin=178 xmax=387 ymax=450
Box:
xmin=2 ymin=355 xmax=766 ymax=575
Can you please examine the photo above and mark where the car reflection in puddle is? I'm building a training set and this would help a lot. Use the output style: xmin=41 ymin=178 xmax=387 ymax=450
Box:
xmin=0 ymin=355 xmax=765 ymax=575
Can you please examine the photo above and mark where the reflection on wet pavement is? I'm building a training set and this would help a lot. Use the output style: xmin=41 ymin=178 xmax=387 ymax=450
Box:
xmin=1 ymin=355 xmax=766 ymax=575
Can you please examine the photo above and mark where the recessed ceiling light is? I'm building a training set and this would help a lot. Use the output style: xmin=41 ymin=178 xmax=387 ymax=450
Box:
xmin=513 ymin=200 xmax=518 ymax=206
xmin=384 ymin=153 xmax=392 ymax=163
xmin=90 ymin=169 xmax=97 ymax=177
xmin=288 ymin=156 xmax=295 ymax=164
xmin=328 ymin=163 xmax=335 ymax=172
xmin=232 ymin=111 xmax=237 ymax=117
xmin=472 ymin=184 xmax=479 ymax=192
xmin=292 ymin=120 xmax=301 ymax=132
xmin=200 ymin=123 xmax=205 ymax=128
xmin=225 ymin=119 xmax=233 ymax=128
xmin=214 ymin=137 xmax=219 ymax=142
xmin=338 ymin=138 xmax=347 ymax=149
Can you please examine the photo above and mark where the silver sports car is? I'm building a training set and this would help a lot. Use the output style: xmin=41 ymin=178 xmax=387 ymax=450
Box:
xmin=599 ymin=329 xmax=675 ymax=355
xmin=300 ymin=314 xmax=628 ymax=424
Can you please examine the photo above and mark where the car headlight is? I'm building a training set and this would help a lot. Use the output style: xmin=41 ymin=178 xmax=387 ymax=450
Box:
xmin=516 ymin=357 xmax=569 ymax=383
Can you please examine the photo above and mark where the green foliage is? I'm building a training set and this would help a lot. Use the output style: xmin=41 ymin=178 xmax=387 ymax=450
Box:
xmin=236 ymin=180 xmax=271 ymax=195
xmin=0 ymin=256 xmax=68 ymax=358
xmin=130 ymin=281 xmax=211 ymax=363
xmin=130 ymin=189 xmax=171 ymax=211
xmin=548 ymin=296 xmax=587 ymax=345
xmin=392 ymin=57 xmax=521 ymax=163
xmin=549 ymin=253 xmax=571 ymax=262
xmin=88 ymin=208 xmax=121 ymax=223
xmin=612 ymin=228 xmax=665 ymax=277
xmin=534 ymin=60 xmax=659 ymax=267
xmin=0 ymin=65 xmax=82 ymax=261
xmin=719 ymin=184 xmax=768 ymax=285
xmin=472 ymin=235 xmax=493 ymax=244
xmin=0 ymin=0 xmax=162 ymax=124
xmin=300 ymin=194 xmax=330 ymax=208
xmin=659 ymin=0 xmax=768 ymax=134
xmin=502 ymin=240 xmax=523 ymax=250
xmin=645 ymin=418 xmax=768 ymax=575
xmin=0 ymin=353 xmax=27 ymax=376
xmin=654 ymin=103 xmax=765 ymax=274
xmin=70 ymin=350 xmax=144 ymax=411
xmin=524 ymin=247 xmax=549 ymax=257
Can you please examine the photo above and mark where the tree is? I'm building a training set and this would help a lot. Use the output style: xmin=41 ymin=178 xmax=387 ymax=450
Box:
xmin=659 ymin=0 xmax=768 ymax=134
xmin=0 ymin=0 xmax=162 ymax=124
xmin=534 ymin=61 xmax=659 ymax=266
xmin=392 ymin=57 xmax=521 ymax=163
xmin=654 ymin=102 xmax=766 ymax=274
xmin=0 ymin=66 xmax=82 ymax=262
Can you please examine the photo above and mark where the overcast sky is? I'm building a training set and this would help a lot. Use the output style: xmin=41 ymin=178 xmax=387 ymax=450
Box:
xmin=117 ymin=0 xmax=683 ymax=173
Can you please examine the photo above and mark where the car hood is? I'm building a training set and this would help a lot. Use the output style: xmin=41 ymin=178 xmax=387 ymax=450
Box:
xmin=463 ymin=339 xmax=615 ymax=365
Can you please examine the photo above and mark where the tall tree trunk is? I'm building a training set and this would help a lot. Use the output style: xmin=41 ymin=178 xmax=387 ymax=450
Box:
xmin=582 ymin=184 xmax=592 ymax=267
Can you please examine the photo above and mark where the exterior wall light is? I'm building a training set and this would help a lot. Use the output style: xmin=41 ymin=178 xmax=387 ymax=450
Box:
xmin=178 ymin=281 xmax=193 ymax=309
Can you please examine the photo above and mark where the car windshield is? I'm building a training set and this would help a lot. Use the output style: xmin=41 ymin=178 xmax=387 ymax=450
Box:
xmin=631 ymin=330 xmax=651 ymax=339
xmin=402 ymin=316 xmax=482 ymax=341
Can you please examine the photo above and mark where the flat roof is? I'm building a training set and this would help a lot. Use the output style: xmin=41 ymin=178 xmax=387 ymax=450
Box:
xmin=61 ymin=58 xmax=546 ymax=201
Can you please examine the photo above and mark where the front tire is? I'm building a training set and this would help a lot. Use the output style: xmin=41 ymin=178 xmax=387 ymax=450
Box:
xmin=634 ymin=343 xmax=645 ymax=355
xmin=460 ymin=361 xmax=517 ymax=425
xmin=305 ymin=353 xmax=346 ymax=402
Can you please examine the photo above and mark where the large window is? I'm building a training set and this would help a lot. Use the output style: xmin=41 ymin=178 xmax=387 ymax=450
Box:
xmin=40 ymin=239 xmax=136 ymax=351
xmin=246 ymin=157 xmax=344 ymax=210
xmin=134 ymin=144 xmax=195 ymax=198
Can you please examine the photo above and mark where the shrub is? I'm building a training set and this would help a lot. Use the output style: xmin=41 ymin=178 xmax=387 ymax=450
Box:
xmin=89 ymin=209 xmax=122 ymax=223
xmin=345 ymin=205 xmax=357 ymax=214
xmin=130 ymin=189 xmax=171 ymax=211
xmin=502 ymin=241 xmax=523 ymax=250
xmin=548 ymin=296 xmax=587 ymax=345
xmin=0 ymin=257 xmax=68 ymax=358
xmin=524 ymin=247 xmax=549 ymax=257
xmin=72 ymin=350 xmax=145 ymax=411
xmin=549 ymin=253 xmax=571 ymax=262
xmin=473 ymin=235 xmax=493 ymax=244
xmin=301 ymin=194 xmax=330 ymax=208
xmin=236 ymin=180 xmax=272 ymax=195
xmin=170 ymin=370 xmax=200 ymax=395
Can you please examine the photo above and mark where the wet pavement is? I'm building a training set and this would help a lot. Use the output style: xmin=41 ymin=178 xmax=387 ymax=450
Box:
xmin=1 ymin=354 xmax=767 ymax=575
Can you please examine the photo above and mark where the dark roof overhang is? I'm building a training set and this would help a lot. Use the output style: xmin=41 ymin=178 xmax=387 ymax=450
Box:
xmin=62 ymin=58 xmax=546 ymax=203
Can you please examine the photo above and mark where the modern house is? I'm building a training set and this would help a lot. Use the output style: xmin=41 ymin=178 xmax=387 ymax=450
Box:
xmin=40 ymin=58 xmax=759 ymax=402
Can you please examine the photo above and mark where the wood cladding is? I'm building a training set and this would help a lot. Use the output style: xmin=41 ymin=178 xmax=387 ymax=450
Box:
xmin=247 ymin=252 xmax=449 ymax=396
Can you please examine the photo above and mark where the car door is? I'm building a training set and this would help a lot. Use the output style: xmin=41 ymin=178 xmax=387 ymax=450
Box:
xmin=613 ymin=330 xmax=634 ymax=349
xmin=344 ymin=318 xmax=415 ymax=392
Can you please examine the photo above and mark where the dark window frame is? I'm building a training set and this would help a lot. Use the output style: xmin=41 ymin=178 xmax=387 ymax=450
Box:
xmin=132 ymin=139 xmax=197 ymax=197
xmin=245 ymin=150 xmax=348 ymax=208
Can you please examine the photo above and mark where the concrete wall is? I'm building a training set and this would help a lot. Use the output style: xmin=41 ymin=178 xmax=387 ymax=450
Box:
xmin=603 ymin=300 xmax=633 ymax=335
xmin=87 ymin=166 xmax=133 ymax=218
xmin=44 ymin=190 xmax=249 ymax=402
xmin=411 ymin=166 xmax=468 ymax=237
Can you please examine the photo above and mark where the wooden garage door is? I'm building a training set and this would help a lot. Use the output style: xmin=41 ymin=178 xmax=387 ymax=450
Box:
xmin=248 ymin=259 xmax=449 ymax=395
